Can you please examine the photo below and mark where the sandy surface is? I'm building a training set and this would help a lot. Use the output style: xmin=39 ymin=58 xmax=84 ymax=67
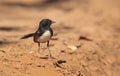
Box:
xmin=0 ymin=0 xmax=120 ymax=76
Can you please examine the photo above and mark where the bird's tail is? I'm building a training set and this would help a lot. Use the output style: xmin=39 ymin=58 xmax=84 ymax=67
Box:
xmin=21 ymin=33 xmax=35 ymax=39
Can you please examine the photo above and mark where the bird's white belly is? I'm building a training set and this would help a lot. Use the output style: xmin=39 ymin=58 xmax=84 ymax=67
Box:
xmin=38 ymin=31 xmax=51 ymax=43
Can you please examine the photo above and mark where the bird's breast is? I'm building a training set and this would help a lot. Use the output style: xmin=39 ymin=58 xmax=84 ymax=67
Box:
xmin=37 ymin=30 xmax=51 ymax=43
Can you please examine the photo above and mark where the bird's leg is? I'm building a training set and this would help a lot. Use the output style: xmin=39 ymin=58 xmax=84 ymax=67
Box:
xmin=38 ymin=42 xmax=40 ymax=52
xmin=47 ymin=41 xmax=52 ymax=58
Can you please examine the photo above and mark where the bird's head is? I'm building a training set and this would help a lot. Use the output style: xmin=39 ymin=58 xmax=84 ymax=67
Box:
xmin=39 ymin=19 xmax=55 ymax=27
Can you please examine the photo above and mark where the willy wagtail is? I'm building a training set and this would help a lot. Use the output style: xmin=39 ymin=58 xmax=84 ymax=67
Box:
xmin=21 ymin=19 xmax=55 ymax=58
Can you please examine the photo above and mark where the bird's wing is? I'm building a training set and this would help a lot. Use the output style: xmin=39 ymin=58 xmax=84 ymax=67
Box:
xmin=49 ymin=27 xmax=53 ymax=37
xmin=33 ymin=29 xmax=44 ymax=42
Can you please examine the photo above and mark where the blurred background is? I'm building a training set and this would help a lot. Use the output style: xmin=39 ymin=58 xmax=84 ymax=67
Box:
xmin=0 ymin=0 xmax=120 ymax=76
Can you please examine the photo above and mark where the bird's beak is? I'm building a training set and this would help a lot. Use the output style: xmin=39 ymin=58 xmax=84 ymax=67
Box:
xmin=52 ymin=21 xmax=56 ymax=23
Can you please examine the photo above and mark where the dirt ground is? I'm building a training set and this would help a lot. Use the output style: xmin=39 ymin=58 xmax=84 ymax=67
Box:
xmin=0 ymin=0 xmax=120 ymax=76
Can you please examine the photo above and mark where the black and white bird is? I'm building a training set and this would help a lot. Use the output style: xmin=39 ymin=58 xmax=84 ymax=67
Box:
xmin=21 ymin=19 xmax=55 ymax=58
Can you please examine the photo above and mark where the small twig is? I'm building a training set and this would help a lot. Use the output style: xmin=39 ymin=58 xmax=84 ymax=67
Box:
xmin=79 ymin=36 xmax=92 ymax=41
xmin=0 ymin=50 xmax=6 ymax=53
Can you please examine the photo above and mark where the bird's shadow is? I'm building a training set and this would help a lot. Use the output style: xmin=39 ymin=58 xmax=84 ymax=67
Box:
xmin=1 ymin=0 xmax=62 ymax=7
xmin=0 ymin=26 xmax=22 ymax=46
xmin=0 ymin=26 xmax=21 ymax=32
xmin=0 ymin=40 xmax=17 ymax=46
xmin=0 ymin=0 xmax=72 ymax=12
